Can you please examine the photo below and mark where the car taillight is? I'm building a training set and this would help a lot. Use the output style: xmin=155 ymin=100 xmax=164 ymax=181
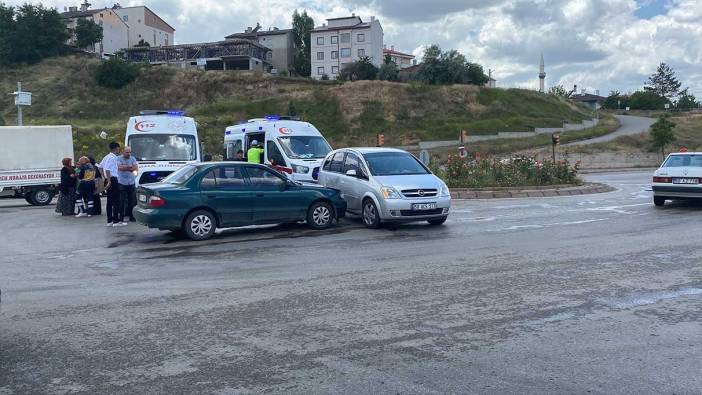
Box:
xmin=653 ymin=176 xmax=672 ymax=183
xmin=148 ymin=195 xmax=166 ymax=207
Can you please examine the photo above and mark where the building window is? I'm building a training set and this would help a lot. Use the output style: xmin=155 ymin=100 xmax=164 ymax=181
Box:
xmin=317 ymin=52 xmax=324 ymax=60
xmin=340 ymin=33 xmax=350 ymax=43
xmin=332 ymin=66 xmax=339 ymax=74
xmin=340 ymin=48 xmax=351 ymax=58
xmin=317 ymin=36 xmax=324 ymax=45
xmin=357 ymin=48 xmax=365 ymax=57
xmin=357 ymin=33 xmax=365 ymax=42
xmin=99 ymin=13 xmax=103 ymax=17
xmin=331 ymin=36 xmax=338 ymax=44
xmin=331 ymin=51 xmax=338 ymax=59
xmin=123 ymin=15 xmax=128 ymax=22
xmin=317 ymin=66 xmax=324 ymax=75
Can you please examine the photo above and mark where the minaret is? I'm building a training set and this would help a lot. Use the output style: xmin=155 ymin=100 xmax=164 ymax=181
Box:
xmin=539 ymin=53 xmax=546 ymax=93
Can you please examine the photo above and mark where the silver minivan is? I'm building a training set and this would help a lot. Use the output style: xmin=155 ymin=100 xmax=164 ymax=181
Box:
xmin=319 ymin=148 xmax=451 ymax=228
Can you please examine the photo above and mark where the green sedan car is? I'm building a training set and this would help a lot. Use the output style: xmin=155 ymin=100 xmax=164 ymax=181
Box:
xmin=133 ymin=162 xmax=347 ymax=240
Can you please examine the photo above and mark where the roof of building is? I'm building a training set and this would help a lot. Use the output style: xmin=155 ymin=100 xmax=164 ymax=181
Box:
xmin=312 ymin=22 xmax=372 ymax=32
xmin=112 ymin=5 xmax=175 ymax=32
xmin=383 ymin=48 xmax=414 ymax=58
xmin=225 ymin=28 xmax=292 ymax=40
xmin=571 ymin=93 xmax=606 ymax=102
xmin=326 ymin=16 xmax=363 ymax=22
xmin=60 ymin=8 xmax=102 ymax=18
xmin=120 ymin=38 xmax=269 ymax=52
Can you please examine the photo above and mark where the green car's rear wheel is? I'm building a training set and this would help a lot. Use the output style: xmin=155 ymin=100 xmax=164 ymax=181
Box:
xmin=184 ymin=210 xmax=217 ymax=241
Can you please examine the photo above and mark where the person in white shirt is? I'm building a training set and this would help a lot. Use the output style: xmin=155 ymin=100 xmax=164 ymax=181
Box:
xmin=99 ymin=142 xmax=121 ymax=226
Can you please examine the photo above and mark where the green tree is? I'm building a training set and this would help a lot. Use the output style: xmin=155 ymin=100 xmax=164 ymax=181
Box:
xmin=75 ymin=18 xmax=103 ymax=49
xmin=95 ymin=57 xmax=140 ymax=89
xmin=378 ymin=54 xmax=399 ymax=81
xmin=338 ymin=56 xmax=379 ymax=81
xmin=416 ymin=44 xmax=488 ymax=85
xmin=603 ymin=90 xmax=629 ymax=109
xmin=291 ymin=9 xmax=314 ymax=77
xmin=650 ymin=115 xmax=676 ymax=155
xmin=629 ymin=90 xmax=668 ymax=110
xmin=548 ymin=84 xmax=576 ymax=98
xmin=134 ymin=39 xmax=151 ymax=47
xmin=11 ymin=3 xmax=68 ymax=64
xmin=646 ymin=62 xmax=681 ymax=100
xmin=676 ymin=88 xmax=698 ymax=110
xmin=0 ymin=4 xmax=15 ymax=65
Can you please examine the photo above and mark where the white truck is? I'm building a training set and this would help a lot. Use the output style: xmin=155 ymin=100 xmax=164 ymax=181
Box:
xmin=0 ymin=125 xmax=74 ymax=205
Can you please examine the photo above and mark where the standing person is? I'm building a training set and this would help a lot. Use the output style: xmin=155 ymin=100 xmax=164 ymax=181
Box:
xmin=100 ymin=142 xmax=121 ymax=226
xmin=89 ymin=157 xmax=103 ymax=216
xmin=247 ymin=140 xmax=264 ymax=164
xmin=115 ymin=146 xmax=138 ymax=226
xmin=76 ymin=156 xmax=96 ymax=217
xmin=55 ymin=158 xmax=76 ymax=216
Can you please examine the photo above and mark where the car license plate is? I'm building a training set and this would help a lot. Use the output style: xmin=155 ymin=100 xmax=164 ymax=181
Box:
xmin=138 ymin=194 xmax=147 ymax=203
xmin=673 ymin=178 xmax=699 ymax=184
xmin=412 ymin=203 xmax=437 ymax=211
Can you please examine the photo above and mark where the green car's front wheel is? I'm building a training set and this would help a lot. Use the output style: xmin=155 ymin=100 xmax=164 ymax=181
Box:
xmin=184 ymin=210 xmax=217 ymax=241
xmin=307 ymin=201 xmax=334 ymax=230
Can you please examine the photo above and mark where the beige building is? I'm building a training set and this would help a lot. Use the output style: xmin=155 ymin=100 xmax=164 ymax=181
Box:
xmin=310 ymin=15 xmax=384 ymax=79
xmin=383 ymin=46 xmax=415 ymax=69
xmin=112 ymin=5 xmax=175 ymax=47
xmin=225 ymin=26 xmax=295 ymax=73
xmin=61 ymin=2 xmax=128 ymax=55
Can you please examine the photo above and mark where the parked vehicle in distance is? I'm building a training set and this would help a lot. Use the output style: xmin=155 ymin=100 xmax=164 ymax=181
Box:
xmin=133 ymin=162 xmax=346 ymax=241
xmin=223 ymin=116 xmax=333 ymax=182
xmin=126 ymin=110 xmax=201 ymax=186
xmin=318 ymin=148 xmax=450 ymax=228
xmin=0 ymin=125 xmax=74 ymax=205
xmin=652 ymin=152 xmax=702 ymax=206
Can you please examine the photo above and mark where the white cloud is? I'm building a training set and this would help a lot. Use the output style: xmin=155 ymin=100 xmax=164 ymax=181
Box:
xmin=7 ymin=0 xmax=702 ymax=96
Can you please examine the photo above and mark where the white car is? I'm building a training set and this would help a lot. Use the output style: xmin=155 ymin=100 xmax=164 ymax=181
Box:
xmin=652 ymin=152 xmax=702 ymax=206
xmin=319 ymin=148 xmax=450 ymax=228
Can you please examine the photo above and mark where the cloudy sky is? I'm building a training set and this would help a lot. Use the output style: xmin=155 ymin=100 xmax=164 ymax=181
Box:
xmin=11 ymin=0 xmax=702 ymax=96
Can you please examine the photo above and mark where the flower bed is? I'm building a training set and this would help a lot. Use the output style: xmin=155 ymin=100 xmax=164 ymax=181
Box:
xmin=434 ymin=155 xmax=581 ymax=188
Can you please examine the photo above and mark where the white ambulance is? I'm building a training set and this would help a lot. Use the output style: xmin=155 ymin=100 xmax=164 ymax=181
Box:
xmin=223 ymin=116 xmax=333 ymax=182
xmin=125 ymin=110 xmax=201 ymax=185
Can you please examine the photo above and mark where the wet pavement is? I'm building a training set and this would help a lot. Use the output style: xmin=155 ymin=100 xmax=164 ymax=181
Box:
xmin=1 ymin=170 xmax=702 ymax=394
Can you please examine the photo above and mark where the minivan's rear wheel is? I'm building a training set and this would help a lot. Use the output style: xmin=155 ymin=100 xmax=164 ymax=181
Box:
xmin=653 ymin=196 xmax=666 ymax=207
xmin=184 ymin=210 xmax=216 ymax=241
xmin=362 ymin=199 xmax=381 ymax=229
xmin=307 ymin=201 xmax=334 ymax=230
xmin=29 ymin=188 xmax=53 ymax=206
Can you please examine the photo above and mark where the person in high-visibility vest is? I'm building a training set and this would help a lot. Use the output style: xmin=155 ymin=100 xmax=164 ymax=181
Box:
xmin=247 ymin=140 xmax=264 ymax=164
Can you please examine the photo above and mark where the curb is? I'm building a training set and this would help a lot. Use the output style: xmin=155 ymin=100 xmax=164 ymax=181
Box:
xmin=450 ymin=182 xmax=615 ymax=200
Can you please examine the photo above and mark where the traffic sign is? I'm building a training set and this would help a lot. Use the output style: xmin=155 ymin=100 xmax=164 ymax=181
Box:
xmin=458 ymin=146 xmax=468 ymax=158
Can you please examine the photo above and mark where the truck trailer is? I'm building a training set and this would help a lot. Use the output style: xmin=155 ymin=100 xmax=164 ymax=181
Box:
xmin=0 ymin=125 xmax=74 ymax=205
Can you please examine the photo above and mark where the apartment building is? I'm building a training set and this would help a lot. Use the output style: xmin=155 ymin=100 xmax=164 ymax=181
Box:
xmin=61 ymin=3 xmax=128 ymax=55
xmin=383 ymin=46 xmax=415 ymax=69
xmin=310 ymin=15 xmax=383 ymax=79
xmin=112 ymin=5 xmax=175 ymax=47
xmin=225 ymin=26 xmax=295 ymax=73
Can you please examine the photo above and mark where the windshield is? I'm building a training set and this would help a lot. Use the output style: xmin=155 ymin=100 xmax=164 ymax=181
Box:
xmin=161 ymin=165 xmax=198 ymax=184
xmin=662 ymin=154 xmax=702 ymax=168
xmin=363 ymin=152 xmax=430 ymax=176
xmin=129 ymin=134 xmax=197 ymax=161
xmin=277 ymin=136 xmax=332 ymax=159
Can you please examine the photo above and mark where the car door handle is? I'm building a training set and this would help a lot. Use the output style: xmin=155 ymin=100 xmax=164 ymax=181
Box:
xmin=207 ymin=195 xmax=217 ymax=198
xmin=256 ymin=193 xmax=264 ymax=197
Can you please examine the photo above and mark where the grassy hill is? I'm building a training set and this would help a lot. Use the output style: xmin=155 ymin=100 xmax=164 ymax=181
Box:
xmin=0 ymin=55 xmax=595 ymax=157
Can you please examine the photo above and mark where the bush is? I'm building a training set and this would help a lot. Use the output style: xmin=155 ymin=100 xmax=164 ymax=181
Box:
xmin=95 ymin=57 xmax=140 ymax=89
xmin=435 ymin=155 xmax=579 ymax=188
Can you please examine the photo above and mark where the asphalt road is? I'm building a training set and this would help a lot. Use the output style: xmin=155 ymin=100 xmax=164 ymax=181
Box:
xmin=567 ymin=114 xmax=655 ymax=146
xmin=2 ymin=170 xmax=702 ymax=394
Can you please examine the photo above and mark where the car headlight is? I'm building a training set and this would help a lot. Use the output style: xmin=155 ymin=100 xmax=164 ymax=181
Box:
xmin=381 ymin=186 xmax=402 ymax=199
xmin=440 ymin=184 xmax=450 ymax=197
xmin=292 ymin=165 xmax=310 ymax=174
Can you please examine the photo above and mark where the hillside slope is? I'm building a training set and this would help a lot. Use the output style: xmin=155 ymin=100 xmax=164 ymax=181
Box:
xmin=0 ymin=55 xmax=593 ymax=157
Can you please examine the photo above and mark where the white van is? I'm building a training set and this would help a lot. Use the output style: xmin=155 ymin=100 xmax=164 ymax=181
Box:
xmin=223 ymin=116 xmax=333 ymax=182
xmin=125 ymin=110 xmax=201 ymax=185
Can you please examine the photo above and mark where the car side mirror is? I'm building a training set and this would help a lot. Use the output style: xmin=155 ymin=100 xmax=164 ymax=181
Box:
xmin=345 ymin=169 xmax=357 ymax=177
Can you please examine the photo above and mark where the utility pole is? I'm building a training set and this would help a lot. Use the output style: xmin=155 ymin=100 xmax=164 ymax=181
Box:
xmin=16 ymin=82 xmax=23 ymax=126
